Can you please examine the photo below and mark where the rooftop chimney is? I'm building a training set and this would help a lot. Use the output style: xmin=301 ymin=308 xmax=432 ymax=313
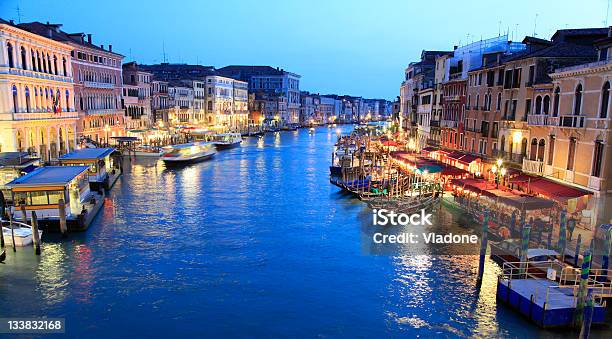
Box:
xmin=100 ymin=44 xmax=104 ymax=50
xmin=109 ymin=44 xmax=112 ymax=52
xmin=87 ymin=34 xmax=92 ymax=44
xmin=9 ymin=20 xmax=14 ymax=25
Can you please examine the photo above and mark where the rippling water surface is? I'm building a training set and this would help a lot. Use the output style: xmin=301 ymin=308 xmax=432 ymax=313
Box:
xmin=0 ymin=126 xmax=602 ymax=338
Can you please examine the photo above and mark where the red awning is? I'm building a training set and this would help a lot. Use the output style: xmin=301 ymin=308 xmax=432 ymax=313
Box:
xmin=421 ymin=146 xmax=436 ymax=153
xmin=526 ymin=177 xmax=591 ymax=202
xmin=457 ymin=154 xmax=480 ymax=164
xmin=382 ymin=140 xmax=398 ymax=147
xmin=447 ymin=152 xmax=464 ymax=160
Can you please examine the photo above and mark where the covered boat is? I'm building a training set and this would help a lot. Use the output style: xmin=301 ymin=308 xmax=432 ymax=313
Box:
xmin=162 ymin=142 xmax=216 ymax=165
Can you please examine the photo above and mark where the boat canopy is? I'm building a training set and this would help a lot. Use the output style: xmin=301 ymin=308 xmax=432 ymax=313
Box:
xmin=59 ymin=148 xmax=115 ymax=160
xmin=5 ymin=166 xmax=89 ymax=187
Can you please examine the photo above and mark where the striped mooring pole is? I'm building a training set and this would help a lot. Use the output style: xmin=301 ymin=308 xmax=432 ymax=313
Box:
xmin=477 ymin=209 xmax=489 ymax=283
xmin=574 ymin=249 xmax=592 ymax=329
xmin=574 ymin=234 xmax=582 ymax=267
xmin=558 ymin=210 xmax=567 ymax=263
xmin=579 ymin=288 xmax=594 ymax=339
xmin=601 ymin=225 xmax=611 ymax=283
xmin=520 ymin=224 xmax=531 ymax=277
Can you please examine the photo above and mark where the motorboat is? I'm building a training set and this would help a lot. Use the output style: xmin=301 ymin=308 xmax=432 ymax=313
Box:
xmin=132 ymin=145 xmax=166 ymax=157
xmin=2 ymin=222 xmax=43 ymax=247
xmin=162 ymin=142 xmax=216 ymax=165
xmin=211 ymin=133 xmax=242 ymax=149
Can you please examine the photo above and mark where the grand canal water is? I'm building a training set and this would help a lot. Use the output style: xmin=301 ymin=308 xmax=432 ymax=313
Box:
xmin=0 ymin=126 xmax=607 ymax=338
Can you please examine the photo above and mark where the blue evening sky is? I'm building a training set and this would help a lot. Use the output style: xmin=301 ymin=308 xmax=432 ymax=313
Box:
xmin=1 ymin=0 xmax=608 ymax=99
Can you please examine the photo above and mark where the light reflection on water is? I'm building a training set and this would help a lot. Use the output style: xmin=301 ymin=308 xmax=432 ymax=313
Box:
xmin=0 ymin=126 xmax=602 ymax=338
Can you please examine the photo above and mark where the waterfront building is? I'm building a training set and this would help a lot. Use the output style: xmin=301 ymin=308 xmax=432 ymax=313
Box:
xmin=168 ymin=83 xmax=194 ymax=125
xmin=0 ymin=19 xmax=77 ymax=161
xmin=495 ymin=29 xmax=606 ymax=168
xmin=250 ymin=91 xmax=287 ymax=127
xmin=300 ymin=91 xmax=318 ymax=124
xmin=520 ymin=30 xmax=612 ymax=228
xmin=122 ymin=62 xmax=152 ymax=131
xmin=216 ymin=66 xmax=301 ymax=125
xmin=204 ymin=75 xmax=248 ymax=130
xmin=319 ymin=95 xmax=342 ymax=123
xmin=17 ymin=22 xmax=125 ymax=146
xmin=151 ymin=80 xmax=170 ymax=124
xmin=400 ymin=50 xmax=449 ymax=146
xmin=440 ymin=37 xmax=526 ymax=155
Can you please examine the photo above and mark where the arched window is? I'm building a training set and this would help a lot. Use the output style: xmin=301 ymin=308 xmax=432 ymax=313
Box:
xmin=553 ymin=87 xmax=560 ymax=117
xmin=535 ymin=96 xmax=542 ymax=114
xmin=530 ymin=138 xmax=538 ymax=160
xmin=7 ymin=42 xmax=14 ymax=68
xmin=476 ymin=95 xmax=480 ymax=109
xmin=538 ymin=139 xmax=545 ymax=161
xmin=12 ymin=85 xmax=18 ymax=113
xmin=31 ymin=49 xmax=37 ymax=71
xmin=601 ymin=81 xmax=610 ymax=118
xmin=47 ymin=54 xmax=52 ymax=74
xmin=62 ymin=58 xmax=67 ymax=76
xmin=37 ymin=52 xmax=42 ymax=72
xmin=574 ymin=84 xmax=583 ymax=115
xmin=25 ymin=87 xmax=31 ymax=112
xmin=543 ymin=95 xmax=550 ymax=115
xmin=20 ymin=47 xmax=27 ymax=69
xmin=65 ymin=90 xmax=70 ymax=111
xmin=500 ymin=135 xmax=506 ymax=152
xmin=496 ymin=93 xmax=502 ymax=111
xmin=520 ymin=138 xmax=528 ymax=157
xmin=53 ymin=55 xmax=58 ymax=75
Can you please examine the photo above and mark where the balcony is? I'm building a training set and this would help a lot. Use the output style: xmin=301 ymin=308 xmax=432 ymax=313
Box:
xmin=522 ymin=158 xmax=544 ymax=175
xmin=500 ymin=151 xmax=524 ymax=164
xmin=85 ymin=108 xmax=122 ymax=116
xmin=585 ymin=117 xmax=611 ymax=129
xmin=588 ymin=176 xmax=603 ymax=191
xmin=12 ymin=110 xmax=79 ymax=121
xmin=527 ymin=114 xmax=547 ymax=126
xmin=441 ymin=120 xmax=458 ymax=128
xmin=546 ymin=116 xmax=559 ymax=126
xmin=7 ymin=68 xmax=73 ymax=83
xmin=83 ymin=81 xmax=115 ymax=89
xmin=559 ymin=115 xmax=585 ymax=128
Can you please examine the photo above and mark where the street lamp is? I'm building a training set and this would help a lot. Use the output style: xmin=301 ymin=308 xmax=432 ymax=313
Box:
xmin=491 ymin=158 xmax=506 ymax=189
xmin=104 ymin=125 xmax=111 ymax=147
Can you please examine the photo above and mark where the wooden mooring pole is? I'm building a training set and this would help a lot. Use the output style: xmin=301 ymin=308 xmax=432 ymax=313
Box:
xmin=477 ymin=210 xmax=489 ymax=285
xmin=31 ymin=211 xmax=41 ymax=255
xmin=8 ymin=212 xmax=16 ymax=251
xmin=58 ymin=199 xmax=68 ymax=236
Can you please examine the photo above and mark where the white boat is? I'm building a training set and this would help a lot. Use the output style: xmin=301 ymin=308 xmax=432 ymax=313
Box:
xmin=210 ymin=133 xmax=242 ymax=149
xmin=162 ymin=142 xmax=216 ymax=164
xmin=2 ymin=223 xmax=43 ymax=247
xmin=132 ymin=145 xmax=166 ymax=157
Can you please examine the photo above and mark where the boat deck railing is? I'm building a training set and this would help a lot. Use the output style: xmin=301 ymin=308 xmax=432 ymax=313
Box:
xmin=1 ymin=219 xmax=33 ymax=229
xmin=560 ymin=267 xmax=612 ymax=298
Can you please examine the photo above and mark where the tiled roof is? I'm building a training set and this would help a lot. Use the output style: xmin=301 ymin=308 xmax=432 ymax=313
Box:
xmin=15 ymin=21 xmax=123 ymax=56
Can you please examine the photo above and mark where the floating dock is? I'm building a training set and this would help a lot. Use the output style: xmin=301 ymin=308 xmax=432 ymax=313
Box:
xmin=496 ymin=261 xmax=608 ymax=328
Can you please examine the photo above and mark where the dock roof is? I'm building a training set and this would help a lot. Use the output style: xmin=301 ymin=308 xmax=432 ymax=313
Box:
xmin=59 ymin=148 xmax=115 ymax=160
xmin=6 ymin=166 xmax=89 ymax=187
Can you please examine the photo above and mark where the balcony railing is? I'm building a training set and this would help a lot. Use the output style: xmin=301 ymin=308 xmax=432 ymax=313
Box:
xmin=546 ymin=116 xmax=560 ymax=126
xmin=83 ymin=81 xmax=115 ymax=89
xmin=559 ymin=115 xmax=585 ymax=128
xmin=585 ymin=117 xmax=611 ymax=129
xmin=527 ymin=114 xmax=547 ymax=126
xmin=522 ymin=158 xmax=544 ymax=175
xmin=441 ymin=120 xmax=458 ymax=128
xmin=12 ymin=111 xmax=79 ymax=121
xmin=500 ymin=151 xmax=524 ymax=164
xmin=7 ymin=68 xmax=73 ymax=83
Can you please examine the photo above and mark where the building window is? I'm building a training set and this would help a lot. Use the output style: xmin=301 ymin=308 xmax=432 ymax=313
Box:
xmin=543 ymin=95 xmax=550 ymax=115
xmin=530 ymin=138 xmax=537 ymax=160
xmin=526 ymin=99 xmax=532 ymax=115
xmin=553 ymin=87 xmax=560 ymax=117
xmin=592 ymin=141 xmax=604 ymax=177
xmin=535 ymin=96 xmax=541 ymax=114
xmin=7 ymin=43 xmax=14 ymax=68
xmin=574 ymin=84 xmax=583 ymax=115
xmin=12 ymin=85 xmax=18 ymax=113
xmin=25 ymin=87 xmax=30 ymax=113
xmin=601 ymin=82 xmax=610 ymax=118
xmin=20 ymin=47 xmax=27 ymax=69
xmin=567 ymin=137 xmax=576 ymax=170
xmin=496 ymin=93 xmax=501 ymax=111
xmin=537 ymin=139 xmax=545 ymax=161
xmin=548 ymin=136 xmax=555 ymax=166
